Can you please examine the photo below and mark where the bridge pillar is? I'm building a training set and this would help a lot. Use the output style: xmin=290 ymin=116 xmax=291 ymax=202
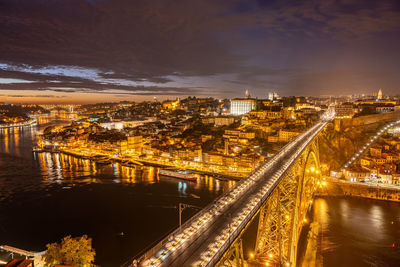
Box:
xmin=253 ymin=140 xmax=321 ymax=267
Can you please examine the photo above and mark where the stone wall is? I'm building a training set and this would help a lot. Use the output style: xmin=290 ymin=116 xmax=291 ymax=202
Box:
xmin=336 ymin=110 xmax=400 ymax=130
xmin=319 ymin=111 xmax=400 ymax=173
xmin=316 ymin=178 xmax=400 ymax=202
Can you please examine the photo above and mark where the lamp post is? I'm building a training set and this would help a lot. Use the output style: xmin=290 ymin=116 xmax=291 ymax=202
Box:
xmin=177 ymin=203 xmax=201 ymax=229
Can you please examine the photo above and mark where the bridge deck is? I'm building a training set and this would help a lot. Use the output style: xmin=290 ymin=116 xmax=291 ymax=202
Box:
xmin=164 ymin=152 xmax=295 ymax=267
xmin=136 ymin=121 xmax=327 ymax=267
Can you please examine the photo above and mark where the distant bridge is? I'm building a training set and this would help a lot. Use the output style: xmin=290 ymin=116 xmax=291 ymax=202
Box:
xmin=127 ymin=119 xmax=329 ymax=267
xmin=39 ymin=104 xmax=76 ymax=113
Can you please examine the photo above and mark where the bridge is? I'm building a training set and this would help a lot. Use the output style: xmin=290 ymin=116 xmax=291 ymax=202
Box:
xmin=38 ymin=104 xmax=76 ymax=113
xmin=129 ymin=119 xmax=329 ymax=267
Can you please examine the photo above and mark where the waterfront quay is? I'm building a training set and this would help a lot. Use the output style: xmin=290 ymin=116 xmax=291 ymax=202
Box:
xmin=34 ymin=98 xmax=323 ymax=181
xmin=0 ymin=118 xmax=37 ymax=128
xmin=318 ymin=177 xmax=400 ymax=202
xmin=35 ymin=147 xmax=242 ymax=180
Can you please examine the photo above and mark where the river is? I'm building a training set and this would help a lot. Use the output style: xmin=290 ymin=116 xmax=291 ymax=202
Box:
xmin=0 ymin=115 xmax=234 ymax=266
xmin=1 ymin=115 xmax=400 ymax=266
xmin=302 ymin=197 xmax=400 ymax=267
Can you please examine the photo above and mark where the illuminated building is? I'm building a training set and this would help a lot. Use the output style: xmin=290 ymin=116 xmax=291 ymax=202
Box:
xmin=162 ymin=98 xmax=181 ymax=110
xmin=343 ymin=166 xmax=371 ymax=182
xmin=101 ymin=122 xmax=124 ymax=130
xmin=376 ymin=104 xmax=395 ymax=113
xmin=201 ymin=116 xmax=235 ymax=126
xmin=335 ymin=103 xmax=354 ymax=118
xmin=250 ymin=110 xmax=283 ymax=119
xmin=278 ymin=129 xmax=301 ymax=142
xmin=230 ymin=97 xmax=257 ymax=115
xmin=377 ymin=89 xmax=383 ymax=100
xmin=268 ymin=92 xmax=279 ymax=100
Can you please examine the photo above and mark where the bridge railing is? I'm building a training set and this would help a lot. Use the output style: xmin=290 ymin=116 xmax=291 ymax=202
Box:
xmin=206 ymin=169 xmax=280 ymax=266
xmin=128 ymin=122 xmax=325 ymax=266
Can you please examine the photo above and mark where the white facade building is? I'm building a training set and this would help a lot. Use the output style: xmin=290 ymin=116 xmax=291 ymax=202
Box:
xmin=230 ymin=98 xmax=257 ymax=115
xmin=268 ymin=92 xmax=279 ymax=100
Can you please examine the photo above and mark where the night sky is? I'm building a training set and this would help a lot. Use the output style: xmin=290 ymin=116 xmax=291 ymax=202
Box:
xmin=1 ymin=0 xmax=400 ymax=103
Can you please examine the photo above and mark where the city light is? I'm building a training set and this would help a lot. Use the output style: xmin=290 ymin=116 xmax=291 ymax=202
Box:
xmin=140 ymin=121 xmax=327 ymax=266
xmin=1 ymin=2 xmax=400 ymax=266
xmin=342 ymin=120 xmax=400 ymax=178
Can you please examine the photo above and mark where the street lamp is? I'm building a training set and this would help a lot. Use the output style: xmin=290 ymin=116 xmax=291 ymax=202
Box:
xmin=177 ymin=203 xmax=201 ymax=229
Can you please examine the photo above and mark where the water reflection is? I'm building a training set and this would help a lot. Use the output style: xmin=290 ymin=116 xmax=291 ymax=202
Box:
xmin=34 ymin=151 xmax=235 ymax=193
xmin=0 ymin=114 xmax=234 ymax=190
xmin=310 ymin=198 xmax=400 ymax=267
xmin=339 ymin=198 xmax=349 ymax=224
xmin=0 ymin=114 xmax=236 ymax=266
xmin=178 ymin=182 xmax=187 ymax=195
xmin=2 ymin=128 xmax=9 ymax=153
xmin=369 ymin=205 xmax=384 ymax=238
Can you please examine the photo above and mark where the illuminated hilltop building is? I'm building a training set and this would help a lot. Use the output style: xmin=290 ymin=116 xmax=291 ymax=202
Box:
xmin=335 ymin=102 xmax=355 ymax=118
xmin=162 ymin=98 xmax=181 ymax=110
xmin=230 ymin=90 xmax=257 ymax=115
xmin=268 ymin=92 xmax=279 ymax=101
xmin=377 ymin=89 xmax=383 ymax=100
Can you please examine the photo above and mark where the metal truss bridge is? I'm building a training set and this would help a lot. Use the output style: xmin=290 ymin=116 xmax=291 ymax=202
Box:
xmin=130 ymin=120 xmax=329 ymax=267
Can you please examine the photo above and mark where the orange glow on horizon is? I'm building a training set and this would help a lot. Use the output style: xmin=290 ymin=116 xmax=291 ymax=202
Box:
xmin=1 ymin=90 xmax=184 ymax=104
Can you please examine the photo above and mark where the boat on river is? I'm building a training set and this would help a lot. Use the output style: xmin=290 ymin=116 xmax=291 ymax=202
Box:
xmin=159 ymin=169 xmax=197 ymax=182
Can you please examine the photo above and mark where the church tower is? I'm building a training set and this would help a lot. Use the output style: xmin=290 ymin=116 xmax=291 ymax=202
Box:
xmin=377 ymin=89 xmax=383 ymax=100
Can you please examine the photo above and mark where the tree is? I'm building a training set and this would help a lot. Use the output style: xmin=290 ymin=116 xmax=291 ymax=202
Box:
xmin=44 ymin=235 xmax=96 ymax=267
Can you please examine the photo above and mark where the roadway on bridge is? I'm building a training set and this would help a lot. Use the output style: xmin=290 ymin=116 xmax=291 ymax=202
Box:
xmin=139 ymin=121 xmax=327 ymax=267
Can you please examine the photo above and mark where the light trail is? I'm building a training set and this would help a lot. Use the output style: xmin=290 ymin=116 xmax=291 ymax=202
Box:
xmin=343 ymin=120 xmax=400 ymax=169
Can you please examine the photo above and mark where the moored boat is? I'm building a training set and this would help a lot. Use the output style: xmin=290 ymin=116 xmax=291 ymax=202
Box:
xmin=159 ymin=169 xmax=197 ymax=182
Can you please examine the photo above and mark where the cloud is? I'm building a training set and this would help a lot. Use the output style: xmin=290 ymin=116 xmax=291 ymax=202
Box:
xmin=0 ymin=0 xmax=241 ymax=77
xmin=0 ymin=0 xmax=399 ymax=98
xmin=0 ymin=77 xmax=34 ymax=84
xmin=5 ymin=94 xmax=67 ymax=98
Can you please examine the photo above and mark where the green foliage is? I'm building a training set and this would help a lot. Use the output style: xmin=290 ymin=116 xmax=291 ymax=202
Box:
xmin=44 ymin=235 xmax=95 ymax=267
